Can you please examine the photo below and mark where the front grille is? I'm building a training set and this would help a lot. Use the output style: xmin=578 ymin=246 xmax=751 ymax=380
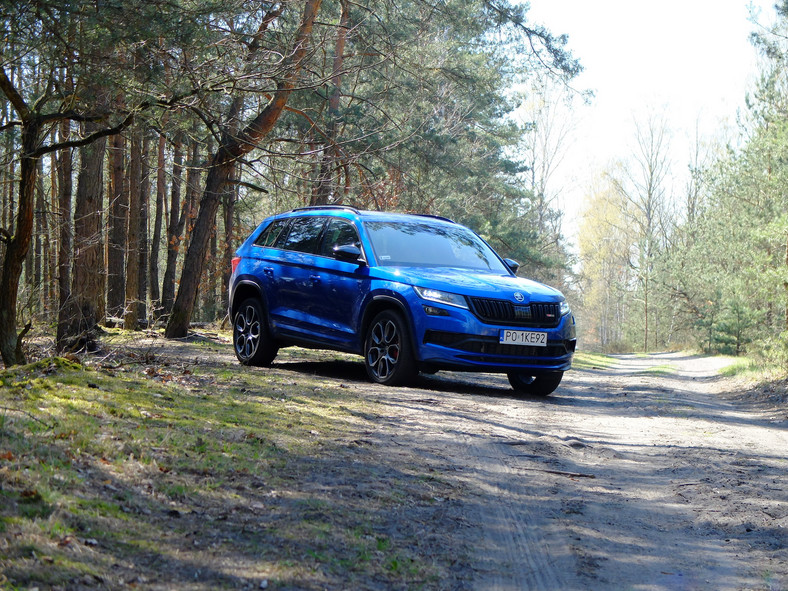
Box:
xmin=468 ymin=297 xmax=561 ymax=327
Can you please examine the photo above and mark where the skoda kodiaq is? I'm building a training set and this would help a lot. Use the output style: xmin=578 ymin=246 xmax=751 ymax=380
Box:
xmin=229 ymin=206 xmax=576 ymax=395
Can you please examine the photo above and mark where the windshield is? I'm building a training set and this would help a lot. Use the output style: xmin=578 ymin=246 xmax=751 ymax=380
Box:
xmin=364 ymin=220 xmax=509 ymax=273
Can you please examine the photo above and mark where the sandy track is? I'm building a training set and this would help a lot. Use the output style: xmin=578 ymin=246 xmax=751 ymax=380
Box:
xmin=372 ymin=352 xmax=788 ymax=590
xmin=121 ymin=335 xmax=787 ymax=590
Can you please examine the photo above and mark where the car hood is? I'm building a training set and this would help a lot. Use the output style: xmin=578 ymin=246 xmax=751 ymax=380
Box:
xmin=371 ymin=266 xmax=563 ymax=303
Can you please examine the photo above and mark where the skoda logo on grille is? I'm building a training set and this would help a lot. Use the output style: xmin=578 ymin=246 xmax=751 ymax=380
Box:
xmin=513 ymin=292 xmax=525 ymax=302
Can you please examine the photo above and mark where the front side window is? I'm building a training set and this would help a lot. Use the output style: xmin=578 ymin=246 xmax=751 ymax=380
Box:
xmin=276 ymin=216 xmax=326 ymax=253
xmin=364 ymin=220 xmax=508 ymax=272
xmin=318 ymin=219 xmax=361 ymax=257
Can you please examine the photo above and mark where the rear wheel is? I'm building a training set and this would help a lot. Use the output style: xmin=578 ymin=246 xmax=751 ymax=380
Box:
xmin=364 ymin=310 xmax=417 ymax=386
xmin=507 ymin=372 xmax=563 ymax=396
xmin=233 ymin=298 xmax=278 ymax=366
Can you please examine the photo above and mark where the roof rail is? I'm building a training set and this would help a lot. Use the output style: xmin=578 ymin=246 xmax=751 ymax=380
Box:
xmin=413 ymin=213 xmax=455 ymax=224
xmin=291 ymin=205 xmax=361 ymax=214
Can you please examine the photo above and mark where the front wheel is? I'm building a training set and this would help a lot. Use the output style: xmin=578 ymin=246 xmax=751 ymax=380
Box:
xmin=233 ymin=298 xmax=278 ymax=366
xmin=507 ymin=372 xmax=563 ymax=396
xmin=364 ymin=310 xmax=417 ymax=386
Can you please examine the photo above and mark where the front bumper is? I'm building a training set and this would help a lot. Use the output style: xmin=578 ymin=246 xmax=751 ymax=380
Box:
xmin=412 ymin=303 xmax=576 ymax=374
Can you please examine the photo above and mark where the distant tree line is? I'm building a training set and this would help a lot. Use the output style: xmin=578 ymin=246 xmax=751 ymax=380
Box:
xmin=577 ymin=4 xmax=788 ymax=364
xmin=0 ymin=0 xmax=580 ymax=366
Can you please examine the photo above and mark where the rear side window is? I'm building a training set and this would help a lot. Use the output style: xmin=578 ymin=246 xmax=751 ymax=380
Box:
xmin=276 ymin=216 xmax=326 ymax=253
xmin=254 ymin=218 xmax=289 ymax=247
xmin=318 ymin=219 xmax=360 ymax=257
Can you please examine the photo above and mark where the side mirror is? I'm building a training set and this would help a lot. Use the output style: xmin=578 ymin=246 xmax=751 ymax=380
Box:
xmin=504 ymin=258 xmax=520 ymax=274
xmin=333 ymin=244 xmax=364 ymax=263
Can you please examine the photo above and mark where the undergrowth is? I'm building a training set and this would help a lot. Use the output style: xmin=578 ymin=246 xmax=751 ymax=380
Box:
xmin=0 ymin=334 xmax=466 ymax=590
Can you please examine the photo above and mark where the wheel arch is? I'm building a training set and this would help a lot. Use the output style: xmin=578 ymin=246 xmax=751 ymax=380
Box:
xmin=230 ymin=279 xmax=267 ymax=321
xmin=360 ymin=294 xmax=419 ymax=360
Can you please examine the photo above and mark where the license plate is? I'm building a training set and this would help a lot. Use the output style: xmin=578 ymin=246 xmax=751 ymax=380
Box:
xmin=499 ymin=330 xmax=548 ymax=347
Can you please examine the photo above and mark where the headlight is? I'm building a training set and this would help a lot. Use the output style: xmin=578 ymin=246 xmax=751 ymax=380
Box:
xmin=560 ymin=300 xmax=571 ymax=316
xmin=413 ymin=286 xmax=468 ymax=309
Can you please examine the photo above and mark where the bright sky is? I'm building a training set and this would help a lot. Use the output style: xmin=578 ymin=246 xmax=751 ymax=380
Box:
xmin=524 ymin=0 xmax=777 ymax=240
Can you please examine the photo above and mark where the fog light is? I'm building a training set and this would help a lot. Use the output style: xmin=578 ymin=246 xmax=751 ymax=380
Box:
xmin=423 ymin=305 xmax=449 ymax=316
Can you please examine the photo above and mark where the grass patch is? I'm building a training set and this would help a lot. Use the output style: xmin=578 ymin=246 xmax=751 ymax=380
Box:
xmin=718 ymin=356 xmax=765 ymax=378
xmin=0 ymin=333 xmax=468 ymax=589
xmin=636 ymin=364 xmax=675 ymax=376
xmin=573 ymin=352 xmax=617 ymax=371
xmin=718 ymin=356 xmax=788 ymax=399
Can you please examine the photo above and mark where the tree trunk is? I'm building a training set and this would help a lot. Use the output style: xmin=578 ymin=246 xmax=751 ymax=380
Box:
xmin=165 ymin=0 xmax=324 ymax=338
xmin=107 ymin=132 xmax=127 ymax=318
xmin=221 ymin=162 xmax=237 ymax=314
xmin=32 ymin=159 xmax=43 ymax=297
xmin=161 ymin=130 xmax=185 ymax=316
xmin=643 ymin=274 xmax=649 ymax=354
xmin=124 ymin=128 xmax=142 ymax=329
xmin=56 ymin=123 xmax=108 ymax=351
xmin=46 ymin=146 xmax=56 ymax=317
xmin=56 ymin=120 xmax=73 ymax=332
xmin=165 ymin=157 xmax=233 ymax=336
xmin=137 ymin=134 xmax=150 ymax=323
xmin=150 ymin=130 xmax=166 ymax=319
xmin=784 ymin=231 xmax=788 ymax=335
xmin=0 ymin=118 xmax=39 ymax=366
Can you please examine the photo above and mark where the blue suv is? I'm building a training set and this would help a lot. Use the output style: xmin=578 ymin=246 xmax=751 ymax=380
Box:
xmin=229 ymin=206 xmax=576 ymax=395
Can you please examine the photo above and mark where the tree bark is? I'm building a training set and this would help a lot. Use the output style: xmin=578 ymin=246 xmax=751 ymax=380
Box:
xmin=56 ymin=120 xmax=74 ymax=333
xmin=137 ymin=134 xmax=151 ymax=323
xmin=56 ymin=122 xmax=108 ymax=351
xmin=150 ymin=130 xmax=166 ymax=318
xmin=221 ymin=162 xmax=238 ymax=314
xmin=124 ymin=128 xmax=142 ymax=329
xmin=165 ymin=0 xmax=324 ymax=338
xmin=161 ymin=130 xmax=185 ymax=316
xmin=33 ymin=160 xmax=45 ymax=310
xmin=784 ymin=232 xmax=788 ymax=334
xmin=0 ymin=118 xmax=38 ymax=366
xmin=107 ymin=132 xmax=127 ymax=318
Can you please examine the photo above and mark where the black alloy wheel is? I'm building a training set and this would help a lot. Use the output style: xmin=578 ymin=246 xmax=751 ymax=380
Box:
xmin=233 ymin=298 xmax=278 ymax=366
xmin=364 ymin=310 xmax=417 ymax=386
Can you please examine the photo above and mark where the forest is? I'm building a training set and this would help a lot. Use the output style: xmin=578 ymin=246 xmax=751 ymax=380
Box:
xmin=576 ymin=5 xmax=788 ymax=365
xmin=0 ymin=0 xmax=580 ymax=367
xmin=1 ymin=0 xmax=786 ymax=369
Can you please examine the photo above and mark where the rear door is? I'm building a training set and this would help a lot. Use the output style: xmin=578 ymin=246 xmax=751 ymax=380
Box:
xmin=265 ymin=216 xmax=328 ymax=339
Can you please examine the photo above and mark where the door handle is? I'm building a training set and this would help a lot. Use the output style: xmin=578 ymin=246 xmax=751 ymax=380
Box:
xmin=309 ymin=275 xmax=321 ymax=284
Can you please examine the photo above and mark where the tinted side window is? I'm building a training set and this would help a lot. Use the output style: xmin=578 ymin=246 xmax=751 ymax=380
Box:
xmin=278 ymin=216 xmax=326 ymax=253
xmin=318 ymin=219 xmax=360 ymax=257
xmin=254 ymin=218 xmax=289 ymax=247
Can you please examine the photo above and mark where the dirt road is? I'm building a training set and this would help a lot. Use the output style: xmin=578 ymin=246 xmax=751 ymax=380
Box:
xmin=358 ymin=352 xmax=788 ymax=590
xmin=108 ymin=336 xmax=787 ymax=590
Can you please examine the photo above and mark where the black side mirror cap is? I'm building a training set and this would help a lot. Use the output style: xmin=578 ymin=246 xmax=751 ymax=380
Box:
xmin=333 ymin=244 xmax=364 ymax=263
xmin=504 ymin=258 xmax=520 ymax=274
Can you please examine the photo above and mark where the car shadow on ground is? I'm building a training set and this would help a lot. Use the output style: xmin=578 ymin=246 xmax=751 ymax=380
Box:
xmin=272 ymin=357 xmax=560 ymax=401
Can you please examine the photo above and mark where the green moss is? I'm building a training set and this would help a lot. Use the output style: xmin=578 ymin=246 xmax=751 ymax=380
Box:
xmin=0 ymin=341 xmax=457 ymax=589
xmin=572 ymin=352 xmax=617 ymax=370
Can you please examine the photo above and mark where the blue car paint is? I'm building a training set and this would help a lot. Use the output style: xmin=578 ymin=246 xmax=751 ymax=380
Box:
xmin=229 ymin=208 xmax=576 ymax=377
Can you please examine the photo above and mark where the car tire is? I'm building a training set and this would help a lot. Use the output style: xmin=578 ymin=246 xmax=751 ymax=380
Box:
xmin=233 ymin=298 xmax=278 ymax=366
xmin=507 ymin=371 xmax=563 ymax=396
xmin=364 ymin=310 xmax=417 ymax=386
